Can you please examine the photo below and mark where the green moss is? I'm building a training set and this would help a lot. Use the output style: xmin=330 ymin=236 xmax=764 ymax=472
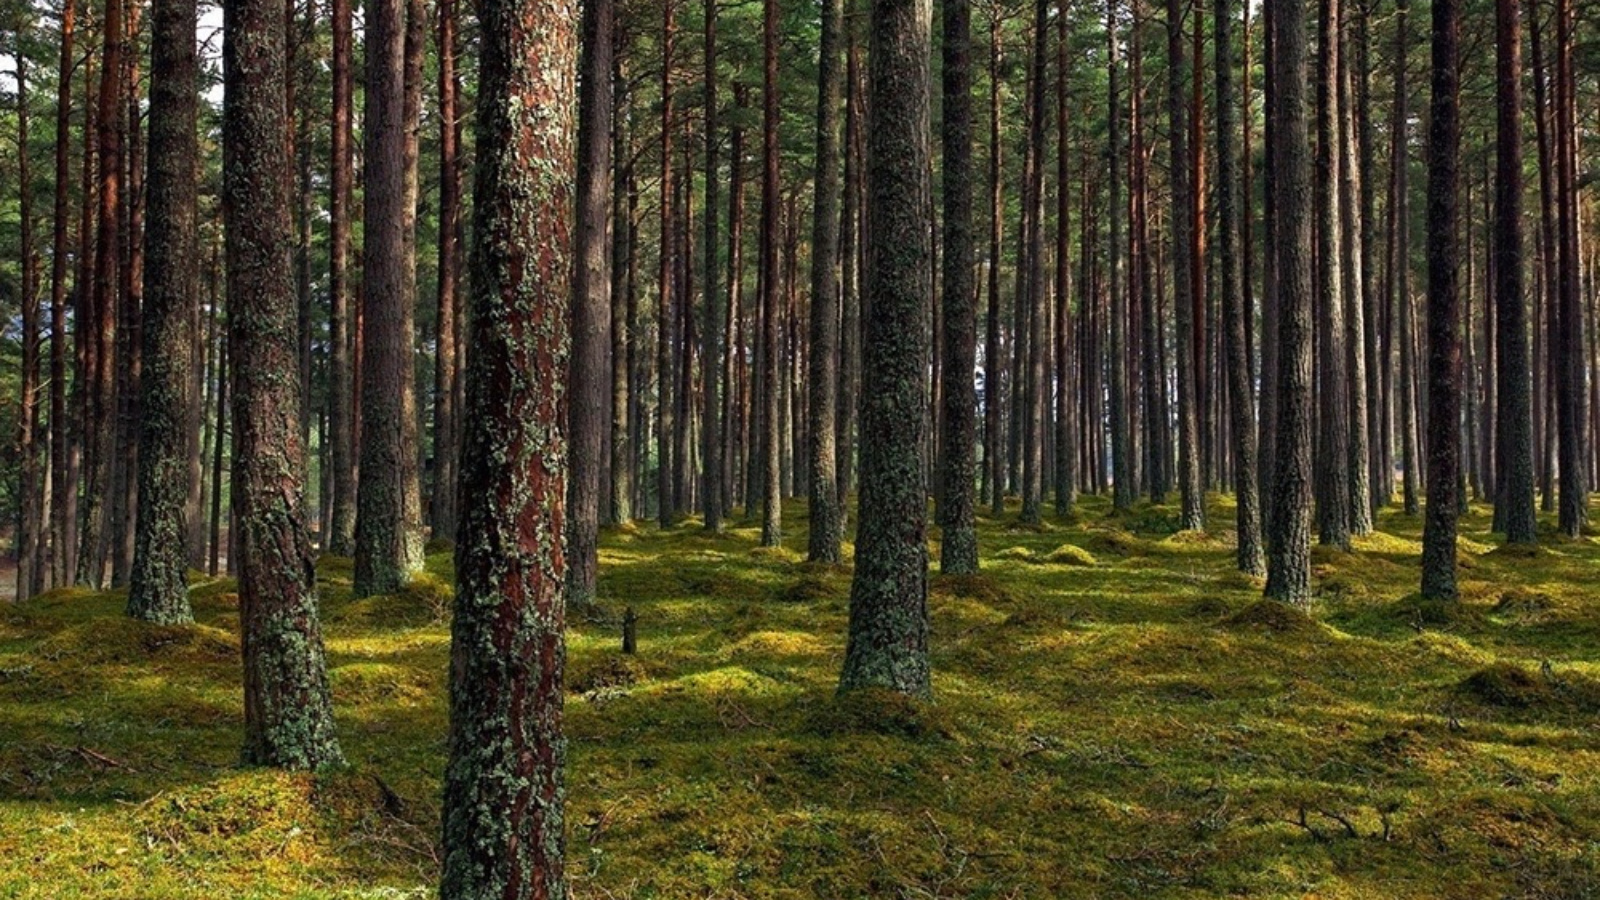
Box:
xmin=3 ymin=492 xmax=1599 ymax=897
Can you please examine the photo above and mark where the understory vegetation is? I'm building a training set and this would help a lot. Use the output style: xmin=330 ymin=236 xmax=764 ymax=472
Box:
xmin=2 ymin=496 xmax=1598 ymax=899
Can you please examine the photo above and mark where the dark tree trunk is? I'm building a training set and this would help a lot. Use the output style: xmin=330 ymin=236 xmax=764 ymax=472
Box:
xmin=611 ymin=56 xmax=634 ymax=525
xmin=128 ymin=0 xmax=200 ymax=623
xmin=808 ymin=0 xmax=843 ymax=561
xmin=15 ymin=8 xmax=41 ymax=601
xmin=438 ymin=0 xmax=574 ymax=890
xmin=1553 ymin=0 xmax=1584 ymax=537
xmin=1052 ymin=0 xmax=1075 ymax=517
xmin=80 ymin=0 xmax=125 ymax=588
xmin=1314 ymin=0 xmax=1350 ymax=548
xmin=1420 ymin=0 xmax=1461 ymax=599
xmin=108 ymin=0 xmax=143 ymax=590
xmin=567 ymin=0 xmax=612 ymax=604
xmin=431 ymin=0 xmax=464 ymax=544
xmin=758 ymin=0 xmax=782 ymax=547
xmin=836 ymin=1 xmax=864 ymax=511
xmin=983 ymin=9 xmax=1005 ymax=515
xmin=657 ymin=0 xmax=676 ymax=526
xmin=1264 ymin=0 xmax=1315 ymax=604
xmin=1107 ymin=0 xmax=1132 ymax=511
xmin=938 ymin=0 xmax=977 ymax=572
xmin=1018 ymin=0 xmax=1046 ymax=525
xmin=1168 ymin=0 xmax=1204 ymax=531
xmin=354 ymin=0 xmax=423 ymax=595
xmin=701 ymin=0 xmax=724 ymax=533
xmin=1216 ymin=0 xmax=1263 ymax=575
xmin=326 ymin=0 xmax=356 ymax=555
xmin=1339 ymin=19 xmax=1372 ymax=535
xmin=839 ymin=0 xmax=931 ymax=699
xmin=1495 ymin=0 xmax=1535 ymax=544
xmin=1394 ymin=0 xmax=1419 ymax=515
xmin=223 ymin=0 xmax=343 ymax=769
xmin=47 ymin=0 xmax=77 ymax=593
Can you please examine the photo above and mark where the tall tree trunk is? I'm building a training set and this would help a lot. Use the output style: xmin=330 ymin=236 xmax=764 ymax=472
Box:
xmin=1216 ymin=0 xmax=1262 ymax=574
xmin=326 ymin=0 xmax=355 ymax=555
xmin=836 ymin=1 xmax=864 ymax=511
xmin=839 ymin=0 xmax=932 ymax=699
xmin=438 ymin=0 xmax=574 ymax=889
xmin=431 ymin=0 xmax=463 ymax=543
xmin=657 ymin=0 xmax=676 ymax=526
xmin=47 ymin=0 xmax=77 ymax=592
xmin=700 ymin=0 xmax=724 ymax=532
xmin=1314 ymin=0 xmax=1350 ymax=547
xmin=758 ymin=0 xmax=782 ymax=547
xmin=80 ymin=0 xmax=125 ymax=588
xmin=567 ymin=0 xmax=611 ymax=604
xmin=1420 ymin=0 xmax=1461 ymax=600
xmin=223 ymin=0 xmax=343 ymax=769
xmin=1552 ymin=0 xmax=1584 ymax=537
xmin=128 ymin=0 xmax=200 ymax=623
xmin=108 ymin=0 xmax=143 ymax=590
xmin=938 ymin=0 xmax=977 ymax=571
xmin=983 ymin=9 xmax=1005 ymax=515
xmin=1018 ymin=0 xmax=1046 ymax=524
xmin=1264 ymin=0 xmax=1315 ymax=604
xmin=1339 ymin=17 xmax=1372 ymax=535
xmin=354 ymin=0 xmax=423 ymax=595
xmin=1494 ymin=0 xmax=1535 ymax=544
xmin=1395 ymin=0 xmax=1418 ymax=515
xmin=611 ymin=56 xmax=634 ymax=525
xmin=15 ymin=8 xmax=41 ymax=601
xmin=1107 ymin=0 xmax=1132 ymax=511
xmin=1168 ymin=0 xmax=1204 ymax=530
xmin=1052 ymin=0 xmax=1075 ymax=517
xmin=807 ymin=0 xmax=843 ymax=560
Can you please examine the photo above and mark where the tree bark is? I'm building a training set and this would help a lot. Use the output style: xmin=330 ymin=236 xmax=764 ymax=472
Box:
xmin=1552 ymin=0 xmax=1585 ymax=537
xmin=758 ymin=0 xmax=782 ymax=547
xmin=431 ymin=0 xmax=464 ymax=544
xmin=938 ymin=0 xmax=977 ymax=571
xmin=1264 ymin=0 xmax=1315 ymax=604
xmin=223 ymin=0 xmax=344 ymax=769
xmin=1494 ymin=0 xmax=1535 ymax=544
xmin=354 ymin=0 xmax=424 ymax=595
xmin=15 ymin=7 xmax=41 ymax=601
xmin=1420 ymin=0 xmax=1461 ymax=600
xmin=325 ymin=0 xmax=356 ymax=555
xmin=840 ymin=0 xmax=932 ymax=699
xmin=128 ymin=0 xmax=200 ymax=623
xmin=567 ymin=0 xmax=612 ymax=604
xmin=438 ymin=0 xmax=574 ymax=890
xmin=1168 ymin=0 xmax=1204 ymax=530
xmin=807 ymin=0 xmax=844 ymax=561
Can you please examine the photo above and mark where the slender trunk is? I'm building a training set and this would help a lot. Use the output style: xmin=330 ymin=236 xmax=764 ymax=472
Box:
xmin=326 ymin=0 xmax=355 ymax=555
xmin=1420 ymin=0 xmax=1461 ymax=599
xmin=128 ymin=0 xmax=200 ymax=622
xmin=1495 ymin=0 xmax=1533 ymax=542
xmin=15 ymin=9 xmax=41 ymax=601
xmin=1314 ymin=0 xmax=1350 ymax=547
xmin=1169 ymin=0 xmax=1203 ymax=530
xmin=1052 ymin=0 xmax=1075 ymax=517
xmin=983 ymin=10 xmax=1005 ymax=515
xmin=938 ymin=0 xmax=977 ymax=570
xmin=567 ymin=0 xmax=612 ymax=604
xmin=759 ymin=0 xmax=782 ymax=546
xmin=47 ymin=0 xmax=78 ymax=591
xmin=1395 ymin=0 xmax=1418 ymax=515
xmin=1553 ymin=0 xmax=1585 ymax=536
xmin=1108 ymin=0 xmax=1132 ymax=510
xmin=657 ymin=0 xmax=676 ymax=526
xmin=840 ymin=0 xmax=932 ymax=699
xmin=431 ymin=0 xmax=463 ymax=542
xmin=224 ymin=0 xmax=343 ymax=769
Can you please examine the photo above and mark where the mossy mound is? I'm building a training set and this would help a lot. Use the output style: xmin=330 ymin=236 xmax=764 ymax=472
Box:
xmin=778 ymin=572 xmax=848 ymax=604
xmin=929 ymin=572 xmax=1016 ymax=606
xmin=1485 ymin=541 xmax=1545 ymax=561
xmin=1081 ymin=528 xmax=1150 ymax=558
xmin=994 ymin=546 xmax=1034 ymax=561
xmin=330 ymin=662 xmax=433 ymax=704
xmin=1043 ymin=544 xmax=1098 ymax=567
xmin=805 ymin=688 xmax=953 ymax=741
xmin=1221 ymin=600 xmax=1319 ymax=635
xmin=1459 ymin=664 xmax=1554 ymax=708
xmin=1185 ymin=597 xmax=1235 ymax=621
xmin=1386 ymin=594 xmax=1486 ymax=630
xmin=570 ymin=654 xmax=648 ymax=697
xmin=331 ymin=572 xmax=453 ymax=627
xmin=136 ymin=772 xmax=320 ymax=862
xmin=28 ymin=618 xmax=238 ymax=666
xmin=1493 ymin=588 xmax=1564 ymax=624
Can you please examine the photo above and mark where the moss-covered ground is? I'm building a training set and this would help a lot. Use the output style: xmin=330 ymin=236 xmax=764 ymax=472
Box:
xmin=3 ymin=495 xmax=1599 ymax=898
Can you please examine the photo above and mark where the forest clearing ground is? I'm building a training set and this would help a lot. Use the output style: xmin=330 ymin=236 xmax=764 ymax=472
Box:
xmin=1 ymin=495 xmax=1598 ymax=898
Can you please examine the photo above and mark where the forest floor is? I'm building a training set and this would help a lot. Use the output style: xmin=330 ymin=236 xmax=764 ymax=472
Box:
xmin=2 ymin=495 xmax=1599 ymax=899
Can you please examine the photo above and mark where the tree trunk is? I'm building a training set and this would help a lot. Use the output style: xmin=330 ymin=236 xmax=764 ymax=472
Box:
xmin=657 ymin=0 xmax=676 ymax=526
xmin=326 ymin=0 xmax=356 ymax=555
xmin=758 ymin=0 xmax=782 ymax=547
xmin=839 ymin=0 xmax=931 ymax=699
xmin=1168 ymin=0 xmax=1204 ymax=531
xmin=1216 ymin=0 xmax=1263 ymax=574
xmin=1052 ymin=0 xmax=1075 ymax=517
xmin=431 ymin=0 xmax=464 ymax=544
xmin=611 ymin=56 xmax=634 ymax=525
xmin=567 ymin=0 xmax=612 ymax=604
xmin=1395 ymin=0 xmax=1419 ymax=515
xmin=1494 ymin=0 xmax=1535 ymax=545
xmin=1264 ymin=0 xmax=1315 ymax=604
xmin=223 ymin=0 xmax=343 ymax=770
xmin=1314 ymin=0 xmax=1350 ymax=547
xmin=128 ymin=0 xmax=200 ymax=623
xmin=354 ymin=0 xmax=423 ymax=595
xmin=47 ymin=0 xmax=77 ymax=591
xmin=438 ymin=0 xmax=574 ymax=889
xmin=1420 ymin=0 xmax=1461 ymax=600
xmin=983 ymin=9 xmax=1005 ymax=515
xmin=1552 ymin=0 xmax=1584 ymax=537
xmin=938 ymin=0 xmax=977 ymax=571
xmin=15 ymin=8 xmax=41 ymax=602
xmin=806 ymin=0 xmax=843 ymax=560
xmin=1107 ymin=0 xmax=1132 ymax=511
